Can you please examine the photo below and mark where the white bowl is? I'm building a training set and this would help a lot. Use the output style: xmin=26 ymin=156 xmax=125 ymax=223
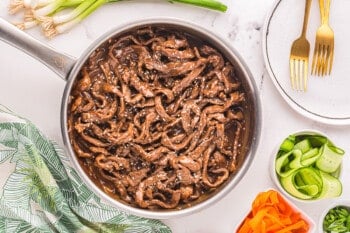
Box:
xmin=269 ymin=130 xmax=344 ymax=203
xmin=234 ymin=188 xmax=315 ymax=232
xmin=318 ymin=200 xmax=350 ymax=233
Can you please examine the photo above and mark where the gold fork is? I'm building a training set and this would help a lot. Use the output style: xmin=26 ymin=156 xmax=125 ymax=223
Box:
xmin=290 ymin=0 xmax=312 ymax=91
xmin=311 ymin=0 xmax=334 ymax=76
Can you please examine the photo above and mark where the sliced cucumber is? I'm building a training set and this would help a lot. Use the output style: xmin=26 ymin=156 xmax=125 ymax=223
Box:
xmin=275 ymin=133 xmax=345 ymax=201
xmin=294 ymin=139 xmax=312 ymax=153
xmin=289 ymin=149 xmax=303 ymax=169
xmin=316 ymin=144 xmax=344 ymax=173
xmin=280 ymin=174 xmax=313 ymax=200
xmin=279 ymin=137 xmax=295 ymax=152
xmin=301 ymin=147 xmax=320 ymax=166
xmin=275 ymin=150 xmax=297 ymax=177
xmin=294 ymin=167 xmax=322 ymax=198
xmin=298 ymin=184 xmax=320 ymax=197
xmin=308 ymin=135 xmax=328 ymax=147
xmin=302 ymin=147 xmax=319 ymax=160
xmin=318 ymin=171 xmax=342 ymax=198
xmin=329 ymin=145 xmax=345 ymax=155
xmin=297 ymin=167 xmax=322 ymax=188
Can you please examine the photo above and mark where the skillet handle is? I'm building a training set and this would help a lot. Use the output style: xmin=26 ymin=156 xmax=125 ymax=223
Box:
xmin=0 ymin=18 xmax=76 ymax=81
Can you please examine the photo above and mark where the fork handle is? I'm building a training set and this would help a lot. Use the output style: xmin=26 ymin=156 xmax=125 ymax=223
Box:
xmin=319 ymin=0 xmax=331 ymax=24
xmin=301 ymin=0 xmax=313 ymax=36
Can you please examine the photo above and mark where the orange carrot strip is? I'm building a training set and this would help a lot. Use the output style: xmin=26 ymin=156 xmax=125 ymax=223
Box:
xmin=269 ymin=190 xmax=279 ymax=204
xmin=237 ymin=217 xmax=252 ymax=233
xmin=236 ymin=190 xmax=310 ymax=233
xmin=275 ymin=220 xmax=308 ymax=233
xmin=249 ymin=208 xmax=269 ymax=229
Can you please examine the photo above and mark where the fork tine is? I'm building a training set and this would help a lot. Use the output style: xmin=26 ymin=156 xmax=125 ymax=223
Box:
xmin=294 ymin=59 xmax=299 ymax=90
xmin=324 ymin=45 xmax=331 ymax=76
xmin=328 ymin=45 xmax=334 ymax=75
xmin=299 ymin=60 xmax=304 ymax=90
xmin=290 ymin=59 xmax=296 ymax=90
xmin=314 ymin=46 xmax=320 ymax=76
xmin=298 ymin=59 xmax=307 ymax=91
xmin=320 ymin=44 xmax=327 ymax=77
xmin=323 ymin=45 xmax=331 ymax=75
xmin=316 ymin=44 xmax=324 ymax=76
xmin=322 ymin=45 xmax=329 ymax=76
xmin=296 ymin=62 xmax=300 ymax=90
xmin=303 ymin=60 xmax=308 ymax=91
xmin=297 ymin=60 xmax=302 ymax=90
xmin=311 ymin=45 xmax=318 ymax=75
xmin=319 ymin=45 xmax=326 ymax=76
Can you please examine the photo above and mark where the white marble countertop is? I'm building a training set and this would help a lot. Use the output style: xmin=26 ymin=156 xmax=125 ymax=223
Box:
xmin=1 ymin=0 xmax=350 ymax=232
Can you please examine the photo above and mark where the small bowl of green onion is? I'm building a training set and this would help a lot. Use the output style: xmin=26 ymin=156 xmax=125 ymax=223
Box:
xmin=270 ymin=130 xmax=345 ymax=202
xmin=319 ymin=201 xmax=350 ymax=233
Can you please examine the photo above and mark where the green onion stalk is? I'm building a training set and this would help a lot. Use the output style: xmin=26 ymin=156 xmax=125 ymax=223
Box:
xmin=170 ymin=0 xmax=227 ymax=12
xmin=8 ymin=0 xmax=228 ymax=38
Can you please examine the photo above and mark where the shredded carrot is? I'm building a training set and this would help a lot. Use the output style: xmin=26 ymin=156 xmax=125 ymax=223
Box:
xmin=236 ymin=190 xmax=310 ymax=233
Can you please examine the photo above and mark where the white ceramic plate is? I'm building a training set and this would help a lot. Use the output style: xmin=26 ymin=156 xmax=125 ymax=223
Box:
xmin=262 ymin=0 xmax=350 ymax=125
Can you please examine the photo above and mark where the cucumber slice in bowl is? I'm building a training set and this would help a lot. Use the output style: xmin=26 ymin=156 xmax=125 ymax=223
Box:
xmin=271 ymin=130 xmax=345 ymax=202
xmin=280 ymin=167 xmax=322 ymax=200
xmin=318 ymin=171 xmax=342 ymax=199
xmin=316 ymin=143 xmax=345 ymax=173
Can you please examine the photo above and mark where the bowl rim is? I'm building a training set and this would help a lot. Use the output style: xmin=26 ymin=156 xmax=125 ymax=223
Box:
xmin=270 ymin=129 xmax=344 ymax=204
xmin=61 ymin=16 xmax=262 ymax=219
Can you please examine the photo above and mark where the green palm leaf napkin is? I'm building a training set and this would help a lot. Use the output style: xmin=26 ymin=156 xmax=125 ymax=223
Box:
xmin=0 ymin=105 xmax=171 ymax=233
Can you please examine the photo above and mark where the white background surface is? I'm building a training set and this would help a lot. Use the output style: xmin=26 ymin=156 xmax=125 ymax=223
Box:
xmin=1 ymin=0 xmax=349 ymax=232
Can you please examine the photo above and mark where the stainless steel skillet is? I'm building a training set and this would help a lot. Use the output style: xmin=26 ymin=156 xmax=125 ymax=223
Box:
xmin=0 ymin=17 xmax=261 ymax=219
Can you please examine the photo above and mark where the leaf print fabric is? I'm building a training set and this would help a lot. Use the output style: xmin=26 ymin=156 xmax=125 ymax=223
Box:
xmin=0 ymin=105 xmax=171 ymax=233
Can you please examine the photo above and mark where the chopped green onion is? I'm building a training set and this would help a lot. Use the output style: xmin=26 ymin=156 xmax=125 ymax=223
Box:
xmin=323 ymin=206 xmax=350 ymax=233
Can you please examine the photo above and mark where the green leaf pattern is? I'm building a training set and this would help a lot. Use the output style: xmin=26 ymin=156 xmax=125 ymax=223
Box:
xmin=0 ymin=105 xmax=171 ymax=233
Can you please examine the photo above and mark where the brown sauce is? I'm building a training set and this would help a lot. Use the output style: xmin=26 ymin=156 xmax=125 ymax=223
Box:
xmin=67 ymin=25 xmax=250 ymax=210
